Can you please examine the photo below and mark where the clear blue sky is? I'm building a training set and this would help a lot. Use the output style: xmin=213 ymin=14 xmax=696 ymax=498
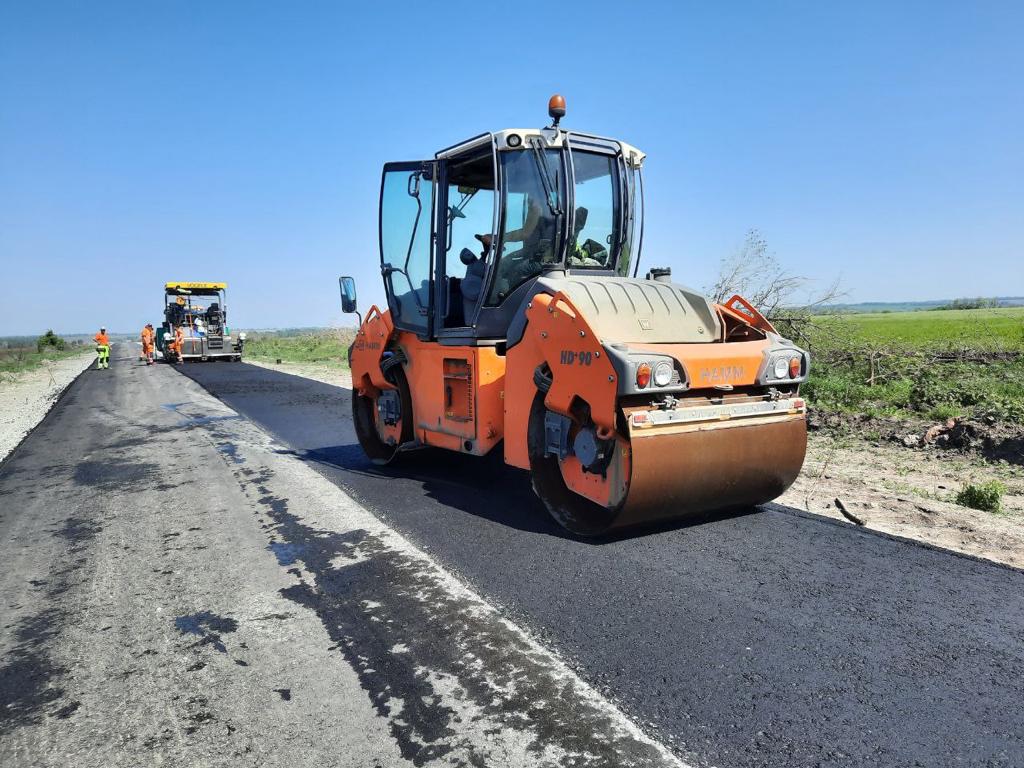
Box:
xmin=1 ymin=1 xmax=1021 ymax=335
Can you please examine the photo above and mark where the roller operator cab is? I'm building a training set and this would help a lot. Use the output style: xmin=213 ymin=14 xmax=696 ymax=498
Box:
xmin=342 ymin=96 xmax=809 ymax=536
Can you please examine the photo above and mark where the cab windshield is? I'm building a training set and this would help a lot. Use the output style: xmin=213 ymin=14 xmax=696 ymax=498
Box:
xmin=486 ymin=146 xmax=626 ymax=304
xmin=164 ymin=292 xmax=226 ymax=335
xmin=488 ymin=148 xmax=565 ymax=304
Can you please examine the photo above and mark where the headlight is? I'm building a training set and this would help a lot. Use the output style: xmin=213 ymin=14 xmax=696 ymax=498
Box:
xmin=653 ymin=361 xmax=673 ymax=387
xmin=759 ymin=348 xmax=809 ymax=384
xmin=238 ymin=332 xmax=247 ymax=341
xmin=772 ymin=357 xmax=789 ymax=379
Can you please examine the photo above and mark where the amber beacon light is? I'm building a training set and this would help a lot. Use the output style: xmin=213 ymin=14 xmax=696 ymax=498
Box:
xmin=548 ymin=94 xmax=566 ymax=127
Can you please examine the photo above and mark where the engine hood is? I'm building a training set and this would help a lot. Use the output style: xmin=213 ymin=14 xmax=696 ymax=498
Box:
xmin=522 ymin=275 xmax=721 ymax=344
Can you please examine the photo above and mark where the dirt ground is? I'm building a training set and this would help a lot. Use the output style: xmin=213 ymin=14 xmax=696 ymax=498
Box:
xmin=780 ymin=433 xmax=1024 ymax=569
xmin=245 ymin=358 xmax=352 ymax=388
xmin=248 ymin=358 xmax=1024 ymax=570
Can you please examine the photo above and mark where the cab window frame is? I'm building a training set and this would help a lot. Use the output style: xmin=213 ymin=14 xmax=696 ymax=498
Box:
xmin=432 ymin=142 xmax=500 ymax=333
xmin=565 ymin=146 xmax=624 ymax=271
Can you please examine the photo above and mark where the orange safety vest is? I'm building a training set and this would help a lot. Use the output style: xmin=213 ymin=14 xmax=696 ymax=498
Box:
xmin=94 ymin=332 xmax=110 ymax=346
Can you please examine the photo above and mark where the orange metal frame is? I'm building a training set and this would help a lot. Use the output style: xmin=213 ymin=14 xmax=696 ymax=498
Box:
xmin=350 ymin=293 xmax=790 ymax=507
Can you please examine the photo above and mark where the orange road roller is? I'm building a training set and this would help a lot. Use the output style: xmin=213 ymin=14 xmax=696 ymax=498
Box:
xmin=341 ymin=96 xmax=808 ymax=536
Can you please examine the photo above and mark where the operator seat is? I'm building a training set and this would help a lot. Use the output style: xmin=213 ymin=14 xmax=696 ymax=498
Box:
xmin=461 ymin=255 xmax=487 ymax=323
xmin=460 ymin=234 xmax=491 ymax=323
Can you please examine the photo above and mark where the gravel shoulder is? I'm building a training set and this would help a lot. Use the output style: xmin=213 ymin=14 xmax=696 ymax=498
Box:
xmin=0 ymin=351 xmax=93 ymax=464
xmin=256 ymin=358 xmax=1024 ymax=570
xmin=244 ymin=357 xmax=351 ymax=389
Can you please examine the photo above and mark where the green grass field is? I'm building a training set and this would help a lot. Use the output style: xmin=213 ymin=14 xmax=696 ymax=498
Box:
xmin=0 ymin=345 xmax=90 ymax=376
xmin=802 ymin=307 xmax=1024 ymax=424
xmin=811 ymin=307 xmax=1024 ymax=352
xmin=244 ymin=329 xmax=355 ymax=366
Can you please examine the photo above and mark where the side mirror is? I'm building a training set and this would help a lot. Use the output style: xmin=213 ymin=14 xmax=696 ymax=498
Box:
xmin=339 ymin=276 xmax=358 ymax=314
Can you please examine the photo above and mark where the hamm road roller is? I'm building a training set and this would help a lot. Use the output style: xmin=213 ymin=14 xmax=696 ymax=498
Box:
xmin=341 ymin=96 xmax=808 ymax=535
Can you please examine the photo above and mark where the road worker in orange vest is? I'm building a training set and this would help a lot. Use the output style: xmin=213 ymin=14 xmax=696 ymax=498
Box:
xmin=140 ymin=324 xmax=155 ymax=365
xmin=93 ymin=327 xmax=110 ymax=370
xmin=173 ymin=325 xmax=185 ymax=364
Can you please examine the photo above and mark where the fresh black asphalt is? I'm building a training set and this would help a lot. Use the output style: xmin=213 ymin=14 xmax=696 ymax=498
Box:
xmin=179 ymin=361 xmax=1024 ymax=768
xmin=2 ymin=347 xmax=684 ymax=767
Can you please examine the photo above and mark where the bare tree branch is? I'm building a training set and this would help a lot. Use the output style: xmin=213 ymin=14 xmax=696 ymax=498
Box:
xmin=707 ymin=229 xmax=845 ymax=342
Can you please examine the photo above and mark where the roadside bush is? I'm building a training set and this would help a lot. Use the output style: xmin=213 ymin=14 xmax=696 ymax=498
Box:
xmin=937 ymin=298 xmax=1001 ymax=311
xmin=982 ymin=397 xmax=1024 ymax=425
xmin=36 ymin=329 xmax=66 ymax=353
xmin=799 ymin=369 xmax=856 ymax=409
xmin=927 ymin=403 xmax=963 ymax=421
xmin=907 ymin=366 xmax=984 ymax=411
xmin=955 ymin=481 xmax=1006 ymax=513
xmin=801 ymin=365 xmax=911 ymax=415
xmin=244 ymin=329 xmax=356 ymax=366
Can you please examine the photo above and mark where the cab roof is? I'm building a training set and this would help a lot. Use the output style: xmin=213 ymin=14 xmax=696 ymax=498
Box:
xmin=436 ymin=128 xmax=646 ymax=169
xmin=165 ymin=281 xmax=226 ymax=295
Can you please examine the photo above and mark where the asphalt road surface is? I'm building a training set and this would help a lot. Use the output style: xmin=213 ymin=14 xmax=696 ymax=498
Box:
xmin=2 ymin=349 xmax=1023 ymax=767
xmin=180 ymin=361 xmax=1024 ymax=768
xmin=0 ymin=346 xmax=680 ymax=768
